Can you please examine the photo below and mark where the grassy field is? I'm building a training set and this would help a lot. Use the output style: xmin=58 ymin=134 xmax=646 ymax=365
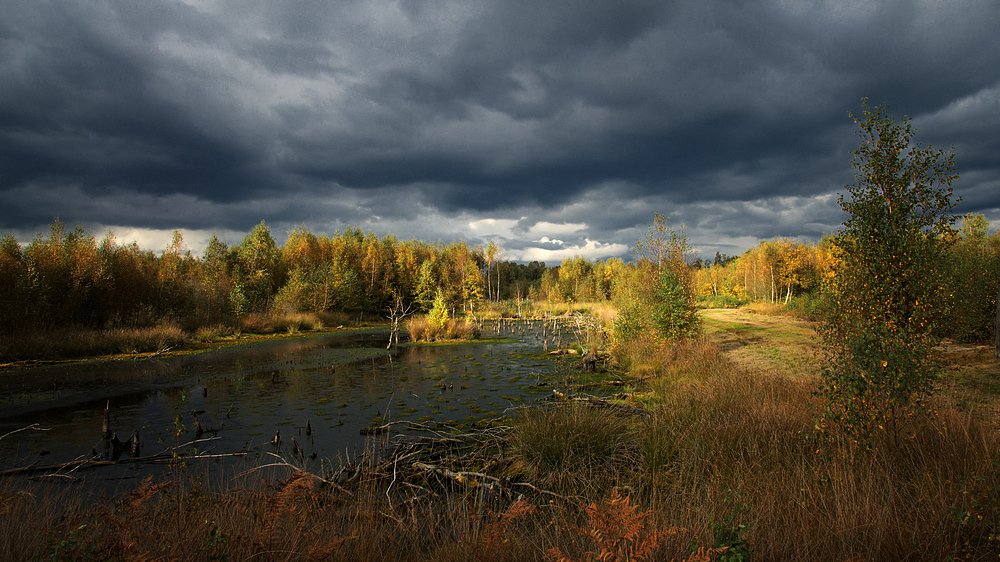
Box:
xmin=2 ymin=309 xmax=999 ymax=561
xmin=700 ymin=307 xmax=822 ymax=381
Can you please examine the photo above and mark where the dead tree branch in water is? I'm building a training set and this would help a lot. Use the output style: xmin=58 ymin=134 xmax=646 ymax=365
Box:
xmin=0 ymin=423 xmax=50 ymax=442
xmin=386 ymin=294 xmax=415 ymax=349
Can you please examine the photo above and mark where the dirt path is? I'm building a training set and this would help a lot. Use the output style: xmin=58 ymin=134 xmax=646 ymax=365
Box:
xmin=700 ymin=308 xmax=822 ymax=381
xmin=701 ymin=308 xmax=1000 ymax=410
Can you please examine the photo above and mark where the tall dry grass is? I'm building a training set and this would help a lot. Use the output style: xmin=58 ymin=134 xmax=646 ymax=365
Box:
xmin=534 ymin=301 xmax=617 ymax=322
xmin=477 ymin=299 xmax=538 ymax=319
xmin=406 ymin=315 xmax=481 ymax=342
xmin=0 ymin=309 xmax=363 ymax=362
xmin=0 ymin=322 xmax=185 ymax=362
xmin=3 ymin=332 xmax=998 ymax=560
xmin=507 ymin=404 xmax=638 ymax=496
xmin=0 ymin=460 xmax=581 ymax=561
xmin=629 ymin=339 xmax=1000 ymax=560
xmin=240 ymin=310 xmax=329 ymax=334
xmin=513 ymin=338 xmax=1000 ymax=559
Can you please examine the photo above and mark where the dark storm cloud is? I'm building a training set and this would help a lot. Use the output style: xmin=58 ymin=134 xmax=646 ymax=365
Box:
xmin=1 ymin=0 xmax=999 ymax=259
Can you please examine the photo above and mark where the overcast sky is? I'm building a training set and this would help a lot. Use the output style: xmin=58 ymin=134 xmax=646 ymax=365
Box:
xmin=2 ymin=1 xmax=998 ymax=263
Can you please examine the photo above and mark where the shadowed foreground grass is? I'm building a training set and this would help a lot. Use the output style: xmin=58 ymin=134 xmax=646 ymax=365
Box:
xmin=2 ymin=331 xmax=999 ymax=560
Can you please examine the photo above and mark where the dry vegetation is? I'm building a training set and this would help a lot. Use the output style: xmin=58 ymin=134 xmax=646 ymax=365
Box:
xmin=405 ymin=316 xmax=482 ymax=342
xmin=0 ymin=310 xmax=364 ymax=364
xmin=2 ymin=311 xmax=999 ymax=560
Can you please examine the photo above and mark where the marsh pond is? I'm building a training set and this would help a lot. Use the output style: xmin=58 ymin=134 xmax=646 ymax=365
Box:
xmin=0 ymin=319 xmax=608 ymax=488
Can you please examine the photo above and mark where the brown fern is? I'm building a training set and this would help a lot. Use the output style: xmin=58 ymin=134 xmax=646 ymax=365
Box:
xmin=304 ymin=523 xmax=356 ymax=561
xmin=546 ymin=490 xmax=666 ymax=562
xmin=264 ymin=470 xmax=324 ymax=553
xmin=272 ymin=470 xmax=320 ymax=517
xmin=481 ymin=499 xmax=537 ymax=562
xmin=0 ymin=491 xmax=12 ymax=516
xmin=125 ymin=475 xmax=171 ymax=509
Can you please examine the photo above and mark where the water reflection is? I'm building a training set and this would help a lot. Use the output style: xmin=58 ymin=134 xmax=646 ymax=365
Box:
xmin=0 ymin=320 xmax=588 ymax=485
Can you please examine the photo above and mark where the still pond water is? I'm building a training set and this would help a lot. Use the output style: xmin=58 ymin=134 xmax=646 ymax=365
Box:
xmin=0 ymin=320 xmax=598 ymax=487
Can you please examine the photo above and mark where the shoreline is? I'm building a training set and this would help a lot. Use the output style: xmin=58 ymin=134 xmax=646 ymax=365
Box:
xmin=0 ymin=324 xmax=384 ymax=372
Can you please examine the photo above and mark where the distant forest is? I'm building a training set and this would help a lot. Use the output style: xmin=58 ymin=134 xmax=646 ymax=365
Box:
xmin=0 ymin=215 xmax=997 ymax=345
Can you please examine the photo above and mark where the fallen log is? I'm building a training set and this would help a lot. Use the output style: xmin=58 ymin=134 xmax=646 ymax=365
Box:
xmin=545 ymin=390 xmax=651 ymax=418
xmin=412 ymin=461 xmax=571 ymax=501
xmin=568 ymin=380 xmax=627 ymax=390
xmin=572 ymin=396 xmax=651 ymax=418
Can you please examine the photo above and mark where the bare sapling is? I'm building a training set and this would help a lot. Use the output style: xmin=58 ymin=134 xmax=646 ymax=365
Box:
xmin=386 ymin=294 xmax=415 ymax=349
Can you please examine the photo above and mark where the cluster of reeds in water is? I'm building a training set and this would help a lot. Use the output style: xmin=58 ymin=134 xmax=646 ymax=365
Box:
xmin=2 ymin=338 xmax=999 ymax=560
xmin=405 ymin=316 xmax=481 ymax=342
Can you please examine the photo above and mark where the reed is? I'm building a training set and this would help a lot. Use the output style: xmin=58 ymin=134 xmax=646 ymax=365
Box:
xmin=406 ymin=315 xmax=481 ymax=342
xmin=632 ymin=342 xmax=1000 ymax=560
xmin=0 ymin=322 xmax=185 ymax=361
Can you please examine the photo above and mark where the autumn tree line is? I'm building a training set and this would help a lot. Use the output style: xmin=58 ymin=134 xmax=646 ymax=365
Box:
xmin=0 ymin=220 xmax=553 ymax=337
xmin=688 ymin=214 xmax=1000 ymax=344
xmin=0 ymin=212 xmax=996 ymax=347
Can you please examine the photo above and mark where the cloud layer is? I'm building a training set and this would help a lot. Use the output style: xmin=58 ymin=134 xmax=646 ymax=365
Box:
xmin=2 ymin=0 xmax=998 ymax=260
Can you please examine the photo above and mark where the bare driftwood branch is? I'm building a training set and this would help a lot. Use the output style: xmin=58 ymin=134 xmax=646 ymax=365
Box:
xmin=412 ymin=461 xmax=502 ymax=490
xmin=0 ymin=437 xmax=239 ymax=478
xmin=0 ymin=423 xmax=50 ymax=442
xmin=240 ymin=452 xmax=355 ymax=496
xmin=546 ymin=389 xmax=651 ymax=418
xmin=573 ymin=396 xmax=651 ymax=418
xmin=29 ymin=473 xmax=84 ymax=483
xmin=412 ymin=462 xmax=571 ymax=501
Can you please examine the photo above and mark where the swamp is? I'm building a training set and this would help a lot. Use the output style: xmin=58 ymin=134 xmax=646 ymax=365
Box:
xmin=0 ymin=318 xmax=607 ymax=485
xmin=1 ymin=310 xmax=999 ymax=561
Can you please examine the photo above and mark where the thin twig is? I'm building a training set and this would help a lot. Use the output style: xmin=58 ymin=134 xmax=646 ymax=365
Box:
xmin=0 ymin=423 xmax=50 ymax=441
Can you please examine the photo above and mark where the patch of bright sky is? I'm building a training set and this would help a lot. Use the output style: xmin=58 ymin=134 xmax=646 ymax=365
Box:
xmin=95 ymin=226 xmax=246 ymax=256
xmin=466 ymin=217 xmax=522 ymax=238
xmin=527 ymin=221 xmax=586 ymax=236
xmin=518 ymin=239 xmax=629 ymax=263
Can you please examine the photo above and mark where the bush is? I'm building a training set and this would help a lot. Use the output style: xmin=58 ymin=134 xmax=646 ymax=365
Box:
xmin=818 ymin=100 xmax=958 ymax=446
xmin=651 ymin=268 xmax=699 ymax=340
xmin=428 ymin=289 xmax=449 ymax=329
xmin=782 ymin=293 xmax=825 ymax=320
xmin=697 ymin=294 xmax=745 ymax=309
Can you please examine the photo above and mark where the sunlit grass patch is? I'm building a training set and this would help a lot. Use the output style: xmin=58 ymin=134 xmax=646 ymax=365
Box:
xmin=405 ymin=316 xmax=481 ymax=342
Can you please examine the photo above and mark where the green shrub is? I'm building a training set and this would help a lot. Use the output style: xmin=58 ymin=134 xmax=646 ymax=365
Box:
xmin=697 ymin=294 xmax=745 ymax=309
xmin=818 ymin=100 xmax=958 ymax=446
xmin=428 ymin=289 xmax=449 ymax=329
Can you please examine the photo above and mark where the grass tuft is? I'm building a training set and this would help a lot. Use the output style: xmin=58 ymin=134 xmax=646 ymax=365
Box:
xmin=508 ymin=404 xmax=637 ymax=496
